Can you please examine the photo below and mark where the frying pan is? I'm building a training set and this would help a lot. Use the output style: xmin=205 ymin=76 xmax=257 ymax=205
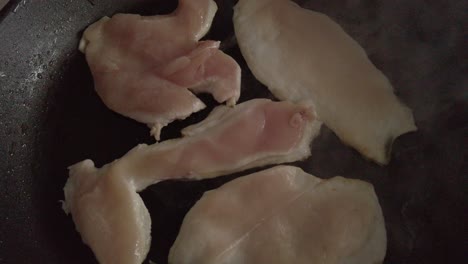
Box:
xmin=0 ymin=0 xmax=466 ymax=263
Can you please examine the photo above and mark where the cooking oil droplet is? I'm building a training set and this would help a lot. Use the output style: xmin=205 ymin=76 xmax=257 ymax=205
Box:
xmin=21 ymin=123 xmax=28 ymax=135
xmin=9 ymin=142 xmax=16 ymax=156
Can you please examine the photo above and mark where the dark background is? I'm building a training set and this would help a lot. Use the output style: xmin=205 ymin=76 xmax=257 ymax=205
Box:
xmin=0 ymin=0 xmax=466 ymax=263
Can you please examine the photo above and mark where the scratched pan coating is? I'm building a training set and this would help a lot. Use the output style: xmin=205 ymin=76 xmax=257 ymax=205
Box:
xmin=0 ymin=0 xmax=466 ymax=263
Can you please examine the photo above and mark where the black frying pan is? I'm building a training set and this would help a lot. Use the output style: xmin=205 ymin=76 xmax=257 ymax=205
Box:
xmin=0 ymin=0 xmax=466 ymax=263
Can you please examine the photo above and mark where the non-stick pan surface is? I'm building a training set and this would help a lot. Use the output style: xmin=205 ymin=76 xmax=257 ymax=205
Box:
xmin=0 ymin=0 xmax=466 ymax=263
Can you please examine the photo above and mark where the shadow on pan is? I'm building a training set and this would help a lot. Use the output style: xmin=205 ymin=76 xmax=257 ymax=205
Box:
xmin=0 ymin=0 xmax=466 ymax=263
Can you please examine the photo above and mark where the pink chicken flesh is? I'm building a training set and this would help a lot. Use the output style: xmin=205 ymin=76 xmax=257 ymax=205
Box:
xmin=63 ymin=99 xmax=322 ymax=264
xmin=79 ymin=0 xmax=241 ymax=139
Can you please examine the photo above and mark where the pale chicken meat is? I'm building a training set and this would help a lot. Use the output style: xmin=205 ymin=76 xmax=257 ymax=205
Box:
xmin=63 ymin=160 xmax=151 ymax=264
xmin=234 ymin=0 xmax=417 ymax=164
xmin=169 ymin=166 xmax=387 ymax=264
xmin=63 ymin=99 xmax=321 ymax=264
xmin=70 ymin=99 xmax=321 ymax=191
xmin=80 ymin=0 xmax=241 ymax=139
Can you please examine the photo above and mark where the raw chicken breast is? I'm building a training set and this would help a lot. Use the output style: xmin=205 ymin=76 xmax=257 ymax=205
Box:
xmin=63 ymin=160 xmax=151 ymax=264
xmin=63 ymin=99 xmax=321 ymax=264
xmin=80 ymin=0 xmax=241 ymax=139
xmin=234 ymin=0 xmax=417 ymax=164
xmin=169 ymin=166 xmax=387 ymax=264
xmin=70 ymin=99 xmax=321 ymax=191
